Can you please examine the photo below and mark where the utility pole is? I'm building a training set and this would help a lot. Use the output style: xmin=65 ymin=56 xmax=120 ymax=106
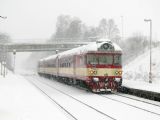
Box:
xmin=144 ymin=19 xmax=152 ymax=83
xmin=3 ymin=45 xmax=6 ymax=77
xmin=13 ymin=49 xmax=16 ymax=73
xmin=0 ymin=15 xmax=7 ymax=76
xmin=1 ymin=61 xmax=2 ymax=75
xmin=3 ymin=61 xmax=6 ymax=78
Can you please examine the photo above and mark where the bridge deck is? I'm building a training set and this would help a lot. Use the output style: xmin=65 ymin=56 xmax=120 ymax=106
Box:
xmin=0 ymin=42 xmax=91 ymax=52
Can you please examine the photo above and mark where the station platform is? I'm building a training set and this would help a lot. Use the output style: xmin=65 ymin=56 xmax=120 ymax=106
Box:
xmin=121 ymin=80 xmax=160 ymax=101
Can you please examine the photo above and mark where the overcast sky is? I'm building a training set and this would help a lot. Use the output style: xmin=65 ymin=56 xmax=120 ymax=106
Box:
xmin=0 ymin=0 xmax=159 ymax=42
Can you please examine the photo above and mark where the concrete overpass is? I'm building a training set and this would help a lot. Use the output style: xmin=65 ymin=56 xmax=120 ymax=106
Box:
xmin=0 ymin=41 xmax=91 ymax=77
xmin=0 ymin=42 xmax=91 ymax=52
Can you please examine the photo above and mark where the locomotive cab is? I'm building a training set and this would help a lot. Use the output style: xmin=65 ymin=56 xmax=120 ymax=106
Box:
xmin=85 ymin=40 xmax=122 ymax=92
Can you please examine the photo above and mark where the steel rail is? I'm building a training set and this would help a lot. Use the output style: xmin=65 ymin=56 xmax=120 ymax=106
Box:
xmin=114 ymin=93 xmax=160 ymax=107
xmin=99 ymin=94 xmax=160 ymax=117
xmin=33 ymin=77 xmax=117 ymax=120
xmin=28 ymin=79 xmax=78 ymax=120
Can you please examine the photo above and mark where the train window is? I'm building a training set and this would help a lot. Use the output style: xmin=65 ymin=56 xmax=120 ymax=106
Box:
xmin=87 ymin=54 xmax=113 ymax=65
xmin=99 ymin=55 xmax=113 ymax=64
xmin=80 ymin=56 xmax=85 ymax=65
xmin=114 ymin=55 xmax=122 ymax=65
xmin=87 ymin=55 xmax=98 ymax=64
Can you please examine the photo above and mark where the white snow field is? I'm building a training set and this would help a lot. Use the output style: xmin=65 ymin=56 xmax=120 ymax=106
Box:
xmin=123 ymin=46 xmax=160 ymax=93
xmin=0 ymin=71 xmax=70 ymax=120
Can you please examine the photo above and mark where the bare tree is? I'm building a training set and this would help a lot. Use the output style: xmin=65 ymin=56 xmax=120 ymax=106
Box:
xmin=51 ymin=15 xmax=120 ymax=43
xmin=0 ymin=33 xmax=10 ymax=43
xmin=98 ymin=18 xmax=120 ymax=42
xmin=66 ymin=17 xmax=82 ymax=39
xmin=121 ymin=33 xmax=148 ymax=64
xmin=54 ymin=15 xmax=71 ymax=40
xmin=98 ymin=18 xmax=107 ymax=38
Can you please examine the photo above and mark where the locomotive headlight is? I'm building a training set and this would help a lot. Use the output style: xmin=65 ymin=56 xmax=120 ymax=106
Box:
xmin=115 ymin=71 xmax=119 ymax=75
xmin=89 ymin=69 xmax=97 ymax=75
xmin=93 ymin=77 xmax=99 ymax=82
xmin=118 ymin=71 xmax=122 ymax=75
xmin=115 ymin=71 xmax=122 ymax=75
xmin=89 ymin=70 xmax=93 ymax=74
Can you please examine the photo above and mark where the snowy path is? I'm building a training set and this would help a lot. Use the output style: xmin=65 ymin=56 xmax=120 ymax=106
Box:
xmin=25 ymin=75 xmax=160 ymax=120
xmin=0 ymin=72 xmax=70 ymax=120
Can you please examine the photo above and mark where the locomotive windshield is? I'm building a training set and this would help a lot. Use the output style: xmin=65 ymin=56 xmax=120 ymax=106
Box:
xmin=87 ymin=54 xmax=122 ymax=65
xmin=87 ymin=54 xmax=113 ymax=65
xmin=99 ymin=55 xmax=112 ymax=64
xmin=114 ymin=54 xmax=122 ymax=66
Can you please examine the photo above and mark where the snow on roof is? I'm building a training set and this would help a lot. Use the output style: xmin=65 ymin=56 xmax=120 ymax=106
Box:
xmin=58 ymin=39 xmax=122 ymax=58
xmin=96 ymin=38 xmax=111 ymax=42
xmin=40 ymin=39 xmax=122 ymax=61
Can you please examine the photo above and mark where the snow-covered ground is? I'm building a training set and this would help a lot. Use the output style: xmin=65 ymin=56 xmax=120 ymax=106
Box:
xmin=123 ymin=46 xmax=160 ymax=93
xmin=0 ymin=69 xmax=160 ymax=120
xmin=0 ymin=71 xmax=70 ymax=120
xmin=25 ymin=75 xmax=160 ymax=120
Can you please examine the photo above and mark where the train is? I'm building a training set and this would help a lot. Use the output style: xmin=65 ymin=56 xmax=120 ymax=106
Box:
xmin=37 ymin=38 xmax=122 ymax=93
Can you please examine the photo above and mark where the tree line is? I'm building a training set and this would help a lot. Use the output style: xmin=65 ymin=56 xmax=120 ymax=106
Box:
xmin=50 ymin=15 xmax=120 ymax=43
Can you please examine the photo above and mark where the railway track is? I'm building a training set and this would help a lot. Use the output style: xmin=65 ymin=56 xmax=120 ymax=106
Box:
xmin=29 ymin=79 xmax=78 ymax=120
xmin=99 ymin=94 xmax=160 ymax=117
xmin=50 ymin=77 xmax=160 ymax=108
xmin=82 ymin=86 xmax=160 ymax=117
xmin=28 ymin=77 xmax=116 ymax=120
xmin=25 ymin=75 xmax=160 ymax=120
xmin=114 ymin=93 xmax=160 ymax=107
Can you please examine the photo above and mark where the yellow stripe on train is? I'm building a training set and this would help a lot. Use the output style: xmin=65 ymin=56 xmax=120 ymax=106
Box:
xmin=39 ymin=67 xmax=122 ymax=77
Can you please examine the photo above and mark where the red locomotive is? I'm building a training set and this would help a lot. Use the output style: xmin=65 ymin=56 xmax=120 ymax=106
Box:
xmin=38 ymin=39 xmax=122 ymax=92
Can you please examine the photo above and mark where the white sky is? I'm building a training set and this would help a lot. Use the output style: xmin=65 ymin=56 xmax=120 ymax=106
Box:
xmin=0 ymin=0 xmax=160 ymax=42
